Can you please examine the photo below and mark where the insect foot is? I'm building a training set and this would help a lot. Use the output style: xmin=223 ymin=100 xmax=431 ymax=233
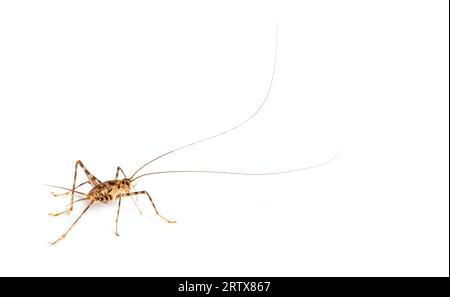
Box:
xmin=49 ymin=235 xmax=65 ymax=246
xmin=159 ymin=214 xmax=176 ymax=224
xmin=48 ymin=209 xmax=70 ymax=217
xmin=154 ymin=210 xmax=176 ymax=224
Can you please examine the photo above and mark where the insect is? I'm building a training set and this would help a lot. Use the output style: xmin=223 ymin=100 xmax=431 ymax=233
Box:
xmin=48 ymin=27 xmax=340 ymax=245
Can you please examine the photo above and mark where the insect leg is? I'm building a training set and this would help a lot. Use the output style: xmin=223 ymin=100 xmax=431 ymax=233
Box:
xmin=115 ymin=166 xmax=127 ymax=180
xmin=121 ymin=191 xmax=176 ymax=223
xmin=64 ymin=160 xmax=101 ymax=216
xmin=50 ymin=200 xmax=95 ymax=246
xmin=115 ymin=197 xmax=122 ymax=237
xmin=115 ymin=166 xmax=142 ymax=215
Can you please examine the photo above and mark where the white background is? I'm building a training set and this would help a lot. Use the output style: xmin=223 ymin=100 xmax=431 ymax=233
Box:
xmin=0 ymin=1 xmax=448 ymax=276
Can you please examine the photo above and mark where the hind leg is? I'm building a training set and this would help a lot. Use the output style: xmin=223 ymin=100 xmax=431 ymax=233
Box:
xmin=50 ymin=201 xmax=95 ymax=245
xmin=54 ymin=160 xmax=101 ymax=216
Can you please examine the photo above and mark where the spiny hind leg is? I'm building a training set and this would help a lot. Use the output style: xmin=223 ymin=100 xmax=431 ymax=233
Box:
xmin=65 ymin=160 xmax=100 ymax=215
xmin=50 ymin=201 xmax=94 ymax=245
xmin=122 ymin=191 xmax=176 ymax=224
xmin=115 ymin=166 xmax=142 ymax=215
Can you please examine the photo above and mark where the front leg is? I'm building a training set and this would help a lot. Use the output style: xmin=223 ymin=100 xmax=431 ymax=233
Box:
xmin=114 ymin=166 xmax=143 ymax=215
xmin=121 ymin=191 xmax=176 ymax=224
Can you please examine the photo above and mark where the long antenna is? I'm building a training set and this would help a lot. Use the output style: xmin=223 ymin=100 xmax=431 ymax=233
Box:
xmin=132 ymin=149 xmax=342 ymax=181
xmin=130 ymin=24 xmax=279 ymax=180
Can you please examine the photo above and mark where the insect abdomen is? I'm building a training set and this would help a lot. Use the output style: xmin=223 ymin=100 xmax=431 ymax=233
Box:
xmin=88 ymin=180 xmax=129 ymax=202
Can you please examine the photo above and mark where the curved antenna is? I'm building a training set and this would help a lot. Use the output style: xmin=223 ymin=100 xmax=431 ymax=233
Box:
xmin=132 ymin=149 xmax=342 ymax=181
xmin=130 ymin=25 xmax=279 ymax=180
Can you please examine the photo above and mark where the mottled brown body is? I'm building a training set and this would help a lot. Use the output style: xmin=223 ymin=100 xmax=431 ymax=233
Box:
xmin=88 ymin=179 xmax=132 ymax=202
